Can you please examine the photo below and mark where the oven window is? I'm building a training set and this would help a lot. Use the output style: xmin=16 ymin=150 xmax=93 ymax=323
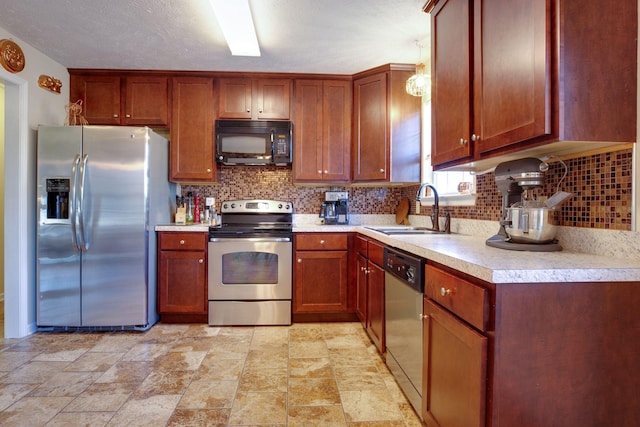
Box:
xmin=222 ymin=252 xmax=278 ymax=284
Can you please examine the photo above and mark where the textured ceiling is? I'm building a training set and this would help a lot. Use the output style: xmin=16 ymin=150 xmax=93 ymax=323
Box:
xmin=0 ymin=0 xmax=431 ymax=75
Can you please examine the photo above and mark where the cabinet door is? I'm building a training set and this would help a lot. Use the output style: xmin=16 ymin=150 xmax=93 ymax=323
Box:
xmin=256 ymin=79 xmax=291 ymax=119
xmin=217 ymin=78 xmax=252 ymax=119
xmin=170 ymin=77 xmax=215 ymax=182
xmin=366 ymin=261 xmax=385 ymax=353
xmin=293 ymin=80 xmax=324 ymax=181
xmin=353 ymin=73 xmax=388 ymax=181
xmin=294 ymin=250 xmax=348 ymax=313
xmin=355 ymin=253 xmax=368 ymax=325
xmin=123 ymin=76 xmax=169 ymax=126
xmin=423 ymin=299 xmax=487 ymax=427
xmin=293 ymin=79 xmax=351 ymax=183
xmin=430 ymin=0 xmax=473 ymax=166
xmin=70 ymin=75 xmax=121 ymax=125
xmin=158 ymin=250 xmax=207 ymax=314
xmin=322 ymin=80 xmax=351 ymax=182
xmin=475 ymin=0 xmax=550 ymax=154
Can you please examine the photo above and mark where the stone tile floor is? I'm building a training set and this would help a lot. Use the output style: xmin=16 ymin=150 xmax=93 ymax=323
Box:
xmin=0 ymin=322 xmax=423 ymax=426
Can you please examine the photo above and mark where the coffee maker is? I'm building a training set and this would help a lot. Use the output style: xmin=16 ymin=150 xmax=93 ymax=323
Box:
xmin=319 ymin=191 xmax=349 ymax=225
xmin=486 ymin=157 xmax=562 ymax=252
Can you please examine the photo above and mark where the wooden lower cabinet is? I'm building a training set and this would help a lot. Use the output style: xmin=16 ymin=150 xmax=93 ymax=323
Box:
xmin=355 ymin=253 xmax=368 ymax=323
xmin=355 ymin=234 xmax=386 ymax=352
xmin=294 ymin=250 xmax=348 ymax=313
xmin=423 ymin=299 xmax=487 ymax=427
xmin=365 ymin=260 xmax=385 ymax=352
xmin=424 ymin=262 xmax=640 ymax=427
xmin=157 ymin=232 xmax=207 ymax=322
xmin=293 ymin=233 xmax=356 ymax=321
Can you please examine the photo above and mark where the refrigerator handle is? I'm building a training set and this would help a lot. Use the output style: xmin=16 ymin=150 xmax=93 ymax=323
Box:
xmin=78 ymin=154 xmax=90 ymax=252
xmin=70 ymin=154 xmax=81 ymax=252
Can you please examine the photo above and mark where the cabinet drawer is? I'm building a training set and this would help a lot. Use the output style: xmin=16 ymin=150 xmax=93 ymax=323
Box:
xmin=368 ymin=240 xmax=384 ymax=266
xmin=158 ymin=232 xmax=207 ymax=251
xmin=425 ymin=265 xmax=488 ymax=332
xmin=296 ymin=233 xmax=347 ymax=250
xmin=355 ymin=235 xmax=368 ymax=257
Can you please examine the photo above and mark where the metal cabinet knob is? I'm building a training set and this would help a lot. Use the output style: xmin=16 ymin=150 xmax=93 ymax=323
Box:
xmin=459 ymin=138 xmax=468 ymax=145
xmin=420 ymin=313 xmax=429 ymax=320
xmin=471 ymin=134 xmax=480 ymax=141
xmin=246 ymin=108 xmax=251 ymax=113
xmin=379 ymin=169 xmax=385 ymax=173
xmin=440 ymin=287 xmax=454 ymax=296
xmin=318 ymin=170 xmax=322 ymax=174
xmin=198 ymin=259 xmax=203 ymax=264
xmin=125 ymin=114 xmax=131 ymax=118
xmin=320 ymin=240 xmax=325 ymax=245
xmin=179 ymin=240 xmax=185 ymax=245
xmin=297 ymin=258 xmax=302 ymax=263
xmin=324 ymin=170 xmax=328 ymax=174
xmin=259 ymin=108 xmax=263 ymax=113
xmin=206 ymin=168 xmax=212 ymax=173
xmin=113 ymin=114 xmax=119 ymax=118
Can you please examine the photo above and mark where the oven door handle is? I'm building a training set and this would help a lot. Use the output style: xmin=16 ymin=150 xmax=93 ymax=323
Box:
xmin=209 ymin=237 xmax=291 ymax=243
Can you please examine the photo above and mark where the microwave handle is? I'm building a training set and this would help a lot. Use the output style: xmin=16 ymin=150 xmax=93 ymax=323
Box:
xmin=270 ymin=130 xmax=275 ymax=158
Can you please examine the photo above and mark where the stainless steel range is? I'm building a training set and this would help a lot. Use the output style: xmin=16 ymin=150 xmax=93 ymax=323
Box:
xmin=208 ymin=199 xmax=293 ymax=326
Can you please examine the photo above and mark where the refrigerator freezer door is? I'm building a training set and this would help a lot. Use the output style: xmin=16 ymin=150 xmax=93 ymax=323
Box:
xmin=81 ymin=127 xmax=149 ymax=326
xmin=37 ymin=126 xmax=83 ymax=326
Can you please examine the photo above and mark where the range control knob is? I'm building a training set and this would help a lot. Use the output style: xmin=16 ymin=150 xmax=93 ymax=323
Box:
xmin=278 ymin=203 xmax=283 ymax=209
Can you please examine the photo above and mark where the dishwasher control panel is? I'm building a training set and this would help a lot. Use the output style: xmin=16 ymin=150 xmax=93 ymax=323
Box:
xmin=384 ymin=247 xmax=425 ymax=293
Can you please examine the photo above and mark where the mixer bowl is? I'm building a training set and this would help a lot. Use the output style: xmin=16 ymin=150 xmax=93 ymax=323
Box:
xmin=503 ymin=207 xmax=557 ymax=244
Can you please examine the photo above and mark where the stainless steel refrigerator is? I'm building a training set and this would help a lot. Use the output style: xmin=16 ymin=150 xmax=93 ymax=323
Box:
xmin=36 ymin=126 xmax=175 ymax=330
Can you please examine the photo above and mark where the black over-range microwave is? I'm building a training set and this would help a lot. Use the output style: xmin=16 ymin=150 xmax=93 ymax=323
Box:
xmin=215 ymin=120 xmax=292 ymax=166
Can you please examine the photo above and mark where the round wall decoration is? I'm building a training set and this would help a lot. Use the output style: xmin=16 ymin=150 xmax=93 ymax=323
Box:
xmin=0 ymin=39 xmax=26 ymax=73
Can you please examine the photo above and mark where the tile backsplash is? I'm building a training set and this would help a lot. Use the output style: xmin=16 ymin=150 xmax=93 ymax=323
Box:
xmin=182 ymin=148 xmax=633 ymax=231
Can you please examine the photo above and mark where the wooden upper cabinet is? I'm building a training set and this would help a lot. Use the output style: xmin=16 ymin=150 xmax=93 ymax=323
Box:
xmin=430 ymin=0 xmax=473 ymax=166
xmin=123 ymin=76 xmax=169 ymax=126
xmin=170 ymin=76 xmax=216 ymax=182
xmin=217 ymin=77 xmax=291 ymax=120
xmin=557 ymin=0 xmax=636 ymax=143
xmin=353 ymin=65 xmax=421 ymax=183
xmin=474 ymin=0 xmax=549 ymax=154
xmin=70 ymin=75 xmax=121 ymax=125
xmin=353 ymin=73 xmax=387 ymax=181
xmin=69 ymin=74 xmax=169 ymax=126
xmin=293 ymin=79 xmax=351 ymax=183
xmin=427 ymin=0 xmax=637 ymax=169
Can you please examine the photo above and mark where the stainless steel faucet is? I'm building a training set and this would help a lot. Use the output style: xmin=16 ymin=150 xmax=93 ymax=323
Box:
xmin=416 ymin=183 xmax=440 ymax=231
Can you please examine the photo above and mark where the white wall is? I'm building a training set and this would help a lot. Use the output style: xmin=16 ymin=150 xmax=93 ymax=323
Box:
xmin=0 ymin=26 xmax=68 ymax=337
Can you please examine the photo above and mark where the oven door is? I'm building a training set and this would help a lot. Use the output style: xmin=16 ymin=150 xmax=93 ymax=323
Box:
xmin=208 ymin=237 xmax=292 ymax=300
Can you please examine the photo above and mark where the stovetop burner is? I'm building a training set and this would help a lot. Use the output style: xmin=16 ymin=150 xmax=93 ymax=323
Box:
xmin=209 ymin=199 xmax=293 ymax=239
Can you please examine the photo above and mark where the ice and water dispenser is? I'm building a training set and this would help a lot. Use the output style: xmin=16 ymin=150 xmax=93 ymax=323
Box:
xmin=44 ymin=178 xmax=70 ymax=221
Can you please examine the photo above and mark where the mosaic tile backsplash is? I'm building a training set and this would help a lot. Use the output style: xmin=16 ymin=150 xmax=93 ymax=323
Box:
xmin=182 ymin=148 xmax=633 ymax=231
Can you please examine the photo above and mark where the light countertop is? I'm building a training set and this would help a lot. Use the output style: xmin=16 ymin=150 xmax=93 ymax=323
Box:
xmin=156 ymin=222 xmax=640 ymax=284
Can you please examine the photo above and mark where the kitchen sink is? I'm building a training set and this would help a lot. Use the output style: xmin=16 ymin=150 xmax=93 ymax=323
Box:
xmin=365 ymin=226 xmax=450 ymax=235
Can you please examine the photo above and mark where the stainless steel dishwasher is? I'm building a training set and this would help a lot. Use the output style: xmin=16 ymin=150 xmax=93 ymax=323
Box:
xmin=384 ymin=247 xmax=425 ymax=420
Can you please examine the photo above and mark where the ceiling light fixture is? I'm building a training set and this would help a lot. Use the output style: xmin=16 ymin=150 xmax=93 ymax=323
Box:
xmin=209 ymin=0 xmax=261 ymax=57
xmin=406 ymin=41 xmax=430 ymax=99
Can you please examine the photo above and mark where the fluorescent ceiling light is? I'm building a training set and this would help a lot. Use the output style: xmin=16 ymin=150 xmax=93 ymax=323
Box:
xmin=210 ymin=0 xmax=261 ymax=57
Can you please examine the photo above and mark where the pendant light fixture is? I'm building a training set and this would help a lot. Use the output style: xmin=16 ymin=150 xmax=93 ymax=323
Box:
xmin=406 ymin=41 xmax=430 ymax=99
